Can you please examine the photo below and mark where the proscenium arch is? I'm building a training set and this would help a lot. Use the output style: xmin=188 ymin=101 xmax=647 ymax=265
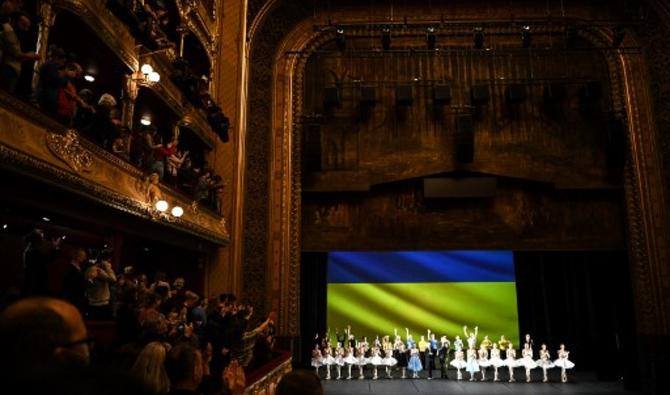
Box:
xmin=260 ymin=10 xmax=670 ymax=352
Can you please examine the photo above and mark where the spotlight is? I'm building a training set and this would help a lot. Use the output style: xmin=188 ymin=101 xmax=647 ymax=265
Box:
xmin=42 ymin=217 xmax=50 ymax=222
xmin=612 ymin=26 xmax=626 ymax=48
xmin=473 ymin=27 xmax=484 ymax=49
xmin=84 ymin=74 xmax=95 ymax=83
xmin=140 ymin=116 xmax=152 ymax=126
xmin=335 ymin=27 xmax=346 ymax=51
xmin=155 ymin=200 xmax=169 ymax=212
xmin=426 ymin=27 xmax=437 ymax=50
xmin=171 ymin=206 xmax=184 ymax=217
xmin=2 ymin=224 xmax=7 ymax=229
xmin=381 ymin=27 xmax=391 ymax=50
xmin=521 ymin=25 xmax=532 ymax=48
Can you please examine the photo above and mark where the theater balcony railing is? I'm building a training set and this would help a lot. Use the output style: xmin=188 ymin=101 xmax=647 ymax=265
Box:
xmin=244 ymin=350 xmax=292 ymax=395
xmin=0 ymin=90 xmax=229 ymax=246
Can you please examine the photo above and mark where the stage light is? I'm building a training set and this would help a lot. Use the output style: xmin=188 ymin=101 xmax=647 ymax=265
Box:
xmin=140 ymin=64 xmax=154 ymax=75
xmin=61 ymin=235 xmax=67 ymax=240
xmin=171 ymin=206 xmax=184 ymax=217
xmin=473 ymin=27 xmax=484 ymax=49
xmin=521 ymin=25 xmax=532 ymax=48
xmin=42 ymin=217 xmax=50 ymax=222
xmin=84 ymin=74 xmax=95 ymax=82
xmin=612 ymin=26 xmax=626 ymax=48
xmin=148 ymin=71 xmax=161 ymax=83
xmin=2 ymin=224 xmax=7 ymax=229
xmin=381 ymin=27 xmax=391 ymax=50
xmin=140 ymin=116 xmax=152 ymax=126
xmin=426 ymin=27 xmax=437 ymax=50
xmin=335 ymin=27 xmax=346 ymax=51
xmin=155 ymin=200 xmax=169 ymax=212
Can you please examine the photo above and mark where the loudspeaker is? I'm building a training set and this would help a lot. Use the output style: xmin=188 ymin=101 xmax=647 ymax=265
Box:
xmin=396 ymin=85 xmax=413 ymax=106
xmin=605 ymin=117 xmax=626 ymax=175
xmin=505 ymin=84 xmax=527 ymax=104
xmin=302 ymin=124 xmax=321 ymax=172
xmin=360 ymin=86 xmax=376 ymax=106
xmin=455 ymin=114 xmax=474 ymax=163
xmin=543 ymin=83 xmax=566 ymax=103
xmin=323 ymin=86 xmax=341 ymax=108
xmin=433 ymin=84 xmax=452 ymax=104
xmin=471 ymin=85 xmax=490 ymax=105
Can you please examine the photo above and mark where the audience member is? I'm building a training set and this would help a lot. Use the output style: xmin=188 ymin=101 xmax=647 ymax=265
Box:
xmin=276 ymin=370 xmax=323 ymax=395
xmin=91 ymin=93 xmax=120 ymax=148
xmin=62 ymin=248 xmax=88 ymax=312
xmin=131 ymin=342 xmax=170 ymax=395
xmin=0 ymin=11 xmax=39 ymax=92
xmin=165 ymin=343 xmax=203 ymax=395
xmin=36 ymin=45 xmax=67 ymax=117
xmin=85 ymin=249 xmax=117 ymax=320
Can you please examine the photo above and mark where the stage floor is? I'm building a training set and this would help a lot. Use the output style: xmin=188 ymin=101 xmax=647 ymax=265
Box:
xmin=321 ymin=372 xmax=639 ymax=395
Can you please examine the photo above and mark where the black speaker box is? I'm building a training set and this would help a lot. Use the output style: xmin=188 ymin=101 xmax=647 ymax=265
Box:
xmin=302 ymin=124 xmax=321 ymax=172
xmin=505 ymin=83 xmax=527 ymax=104
xmin=455 ymin=114 xmax=474 ymax=163
xmin=433 ymin=84 xmax=452 ymax=104
xmin=323 ymin=86 xmax=341 ymax=108
xmin=360 ymin=86 xmax=376 ymax=106
xmin=396 ymin=85 xmax=413 ymax=106
xmin=471 ymin=85 xmax=490 ymax=105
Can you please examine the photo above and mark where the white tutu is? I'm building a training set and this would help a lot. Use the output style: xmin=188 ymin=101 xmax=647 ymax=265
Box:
xmin=356 ymin=356 xmax=369 ymax=366
xmin=369 ymin=355 xmax=384 ymax=366
xmin=334 ymin=356 xmax=345 ymax=366
xmin=322 ymin=355 xmax=336 ymax=365
xmin=536 ymin=359 xmax=555 ymax=369
xmin=311 ymin=358 xmax=323 ymax=368
xmin=382 ymin=356 xmax=398 ymax=366
xmin=450 ymin=359 xmax=467 ymax=369
xmin=504 ymin=358 xmax=517 ymax=367
xmin=518 ymin=357 xmax=538 ymax=369
xmin=344 ymin=355 xmax=359 ymax=365
xmin=554 ymin=358 xmax=575 ymax=369
xmin=488 ymin=357 xmax=505 ymax=368
xmin=466 ymin=360 xmax=480 ymax=373
xmin=478 ymin=358 xmax=490 ymax=367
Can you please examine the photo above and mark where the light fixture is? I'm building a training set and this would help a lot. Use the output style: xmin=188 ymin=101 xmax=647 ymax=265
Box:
xmin=521 ymin=25 xmax=532 ymax=48
xmin=42 ymin=216 xmax=50 ymax=222
xmin=155 ymin=200 xmax=169 ymax=212
xmin=2 ymin=224 xmax=7 ymax=229
xmin=140 ymin=64 xmax=154 ymax=75
xmin=135 ymin=63 xmax=161 ymax=86
xmin=473 ymin=27 xmax=484 ymax=49
xmin=171 ymin=206 xmax=184 ymax=217
xmin=335 ymin=27 xmax=346 ymax=51
xmin=426 ymin=27 xmax=436 ymax=50
xmin=84 ymin=74 xmax=95 ymax=82
xmin=381 ymin=27 xmax=391 ymax=50
xmin=140 ymin=116 xmax=152 ymax=126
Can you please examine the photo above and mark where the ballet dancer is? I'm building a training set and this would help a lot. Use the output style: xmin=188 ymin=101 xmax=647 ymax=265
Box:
xmin=536 ymin=343 xmax=555 ymax=383
xmin=323 ymin=345 xmax=335 ymax=380
xmin=334 ymin=343 xmax=345 ymax=379
xmin=465 ymin=346 xmax=480 ymax=381
xmin=396 ymin=341 xmax=409 ymax=379
xmin=408 ymin=344 xmax=423 ymax=378
xmin=369 ymin=345 xmax=383 ymax=379
xmin=450 ymin=346 xmax=467 ymax=380
xmin=343 ymin=346 xmax=358 ymax=379
xmin=488 ymin=343 xmax=505 ymax=382
xmin=382 ymin=348 xmax=398 ymax=378
xmin=438 ymin=336 xmax=451 ymax=379
xmin=505 ymin=343 xmax=517 ymax=383
xmin=356 ymin=343 xmax=368 ymax=379
xmin=554 ymin=344 xmax=575 ymax=383
xmin=463 ymin=325 xmax=479 ymax=350
xmin=311 ymin=343 xmax=323 ymax=377
xmin=519 ymin=342 xmax=538 ymax=382
xmin=477 ymin=343 xmax=490 ymax=381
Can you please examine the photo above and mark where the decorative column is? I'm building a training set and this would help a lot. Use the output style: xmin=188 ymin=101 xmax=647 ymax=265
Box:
xmin=31 ymin=0 xmax=57 ymax=94
xmin=122 ymin=75 xmax=139 ymax=129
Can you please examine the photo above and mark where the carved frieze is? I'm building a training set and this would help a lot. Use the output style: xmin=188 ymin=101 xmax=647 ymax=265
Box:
xmin=45 ymin=130 xmax=93 ymax=173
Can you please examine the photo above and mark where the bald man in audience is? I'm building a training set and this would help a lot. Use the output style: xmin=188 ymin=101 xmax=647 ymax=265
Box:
xmin=0 ymin=297 xmax=91 ymax=380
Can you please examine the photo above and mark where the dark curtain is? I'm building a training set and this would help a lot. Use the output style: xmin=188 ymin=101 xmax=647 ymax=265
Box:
xmin=300 ymin=252 xmax=328 ymax=367
xmin=515 ymin=250 xmax=639 ymax=388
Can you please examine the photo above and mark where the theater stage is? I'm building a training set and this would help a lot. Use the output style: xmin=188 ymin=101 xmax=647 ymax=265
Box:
xmin=322 ymin=372 xmax=638 ymax=395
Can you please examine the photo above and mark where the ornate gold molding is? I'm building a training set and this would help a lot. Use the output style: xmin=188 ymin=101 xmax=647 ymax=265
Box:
xmin=45 ymin=130 xmax=93 ymax=173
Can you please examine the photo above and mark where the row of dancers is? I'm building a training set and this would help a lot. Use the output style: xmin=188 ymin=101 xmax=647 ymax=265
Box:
xmin=311 ymin=326 xmax=575 ymax=383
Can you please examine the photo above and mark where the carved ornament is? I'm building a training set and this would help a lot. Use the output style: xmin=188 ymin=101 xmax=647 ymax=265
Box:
xmin=45 ymin=130 xmax=93 ymax=173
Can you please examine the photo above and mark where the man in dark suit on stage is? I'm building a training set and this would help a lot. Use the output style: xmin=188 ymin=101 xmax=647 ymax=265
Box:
xmin=438 ymin=336 xmax=451 ymax=379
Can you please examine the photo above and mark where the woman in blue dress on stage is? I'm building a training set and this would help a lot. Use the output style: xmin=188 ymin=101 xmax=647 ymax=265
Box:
xmin=408 ymin=344 xmax=423 ymax=378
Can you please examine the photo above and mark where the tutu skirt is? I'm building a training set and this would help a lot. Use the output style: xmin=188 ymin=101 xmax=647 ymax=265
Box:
xmin=466 ymin=360 xmax=480 ymax=373
xmin=323 ymin=355 xmax=336 ymax=365
xmin=504 ymin=358 xmax=517 ymax=367
xmin=450 ymin=359 xmax=467 ymax=369
xmin=369 ymin=356 xmax=384 ymax=366
xmin=518 ymin=357 xmax=537 ymax=369
xmin=408 ymin=356 xmax=423 ymax=372
xmin=488 ymin=357 xmax=505 ymax=368
xmin=554 ymin=358 xmax=575 ymax=369
xmin=478 ymin=358 xmax=490 ymax=367
xmin=382 ymin=356 xmax=398 ymax=366
xmin=536 ymin=359 xmax=555 ymax=369
xmin=311 ymin=358 xmax=323 ymax=368
xmin=344 ymin=355 xmax=359 ymax=365
xmin=356 ymin=356 xmax=368 ymax=366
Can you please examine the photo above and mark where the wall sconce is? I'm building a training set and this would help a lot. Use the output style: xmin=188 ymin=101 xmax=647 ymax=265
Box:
xmin=135 ymin=63 xmax=161 ymax=85
xmin=151 ymin=200 xmax=184 ymax=222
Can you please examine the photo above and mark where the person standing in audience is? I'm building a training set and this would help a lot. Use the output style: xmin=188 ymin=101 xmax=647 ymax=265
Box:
xmin=91 ymin=93 xmax=120 ymax=148
xmin=85 ymin=249 xmax=117 ymax=320
xmin=62 ymin=248 xmax=88 ymax=313
xmin=131 ymin=342 xmax=170 ymax=394
xmin=165 ymin=343 xmax=204 ymax=395
xmin=36 ymin=45 xmax=66 ymax=117
xmin=0 ymin=11 xmax=39 ymax=93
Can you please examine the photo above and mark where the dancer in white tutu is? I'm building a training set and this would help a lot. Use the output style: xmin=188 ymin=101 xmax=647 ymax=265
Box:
xmin=453 ymin=335 xmax=464 ymax=352
xmin=322 ymin=345 xmax=336 ymax=380
xmin=477 ymin=344 xmax=490 ymax=381
xmin=554 ymin=344 xmax=575 ymax=383
xmin=369 ymin=345 xmax=384 ymax=379
xmin=519 ymin=342 xmax=538 ymax=382
xmin=408 ymin=344 xmax=423 ymax=378
xmin=463 ymin=325 xmax=479 ymax=350
xmin=450 ymin=347 xmax=467 ymax=380
xmin=505 ymin=343 xmax=517 ymax=383
xmin=488 ymin=343 xmax=505 ymax=381
xmin=334 ymin=343 xmax=345 ymax=379
xmin=465 ymin=346 xmax=480 ymax=381
xmin=343 ymin=346 xmax=358 ymax=379
xmin=536 ymin=343 xmax=555 ymax=383
xmin=356 ymin=344 xmax=368 ymax=379
xmin=311 ymin=344 xmax=323 ymax=377
xmin=382 ymin=348 xmax=398 ymax=378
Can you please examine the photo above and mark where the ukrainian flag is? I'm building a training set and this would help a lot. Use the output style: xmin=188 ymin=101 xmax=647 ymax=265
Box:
xmin=327 ymin=251 xmax=519 ymax=343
